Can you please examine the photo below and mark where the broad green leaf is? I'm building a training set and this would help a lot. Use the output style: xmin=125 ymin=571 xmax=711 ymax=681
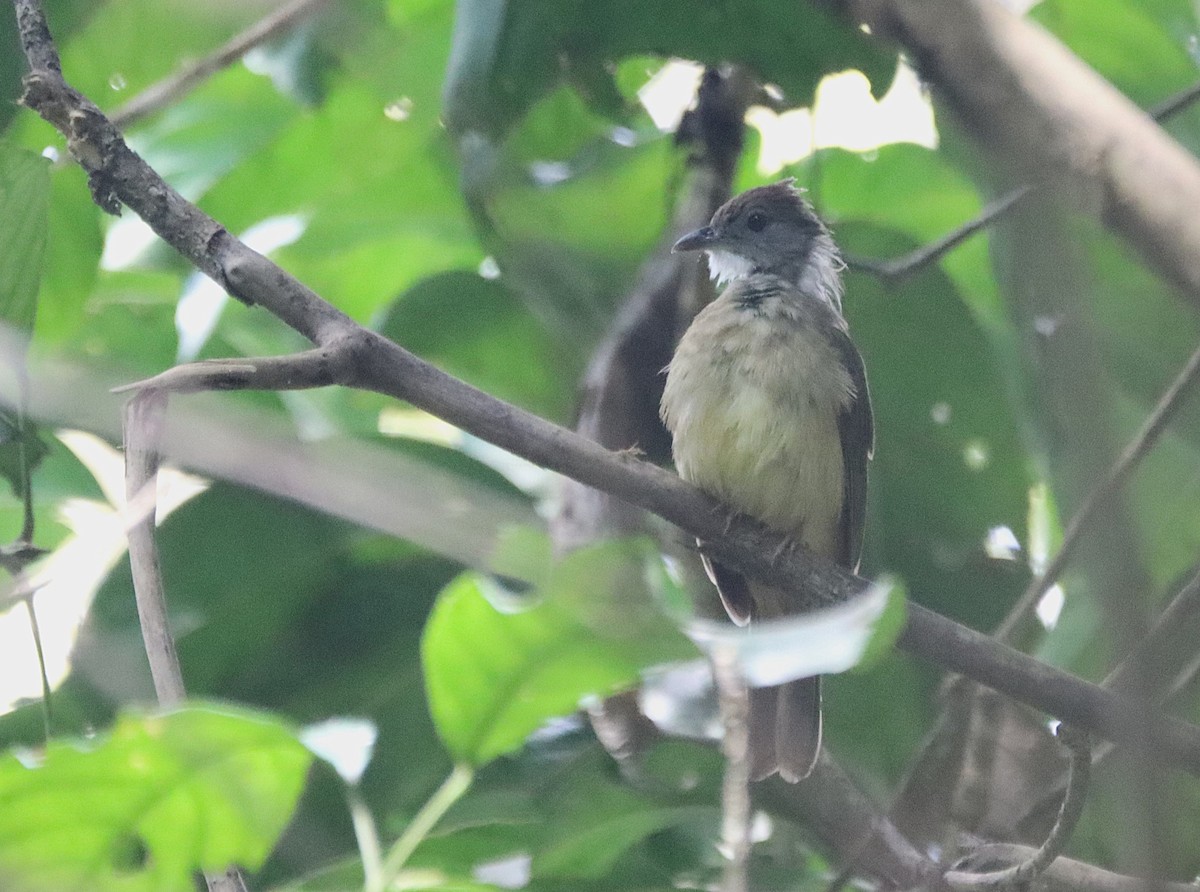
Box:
xmin=442 ymin=0 xmax=894 ymax=139
xmin=422 ymin=541 xmax=695 ymax=765
xmin=0 ymin=410 xmax=48 ymax=505
xmin=201 ymin=80 xmax=478 ymax=322
xmin=0 ymin=144 xmax=50 ymax=334
xmin=813 ymin=145 xmax=1006 ymax=336
xmin=86 ymin=484 xmax=357 ymax=699
xmin=124 ymin=64 xmax=297 ymax=201
xmin=0 ymin=704 xmax=311 ymax=892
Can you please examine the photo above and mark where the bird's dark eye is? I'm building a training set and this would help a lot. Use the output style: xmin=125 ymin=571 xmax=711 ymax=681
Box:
xmin=746 ymin=211 xmax=767 ymax=232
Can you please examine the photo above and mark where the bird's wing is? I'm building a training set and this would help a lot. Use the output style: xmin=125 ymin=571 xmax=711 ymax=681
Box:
xmin=831 ymin=327 xmax=874 ymax=571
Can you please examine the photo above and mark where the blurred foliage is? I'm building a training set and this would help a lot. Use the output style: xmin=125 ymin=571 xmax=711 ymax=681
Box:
xmin=0 ymin=705 xmax=311 ymax=892
xmin=0 ymin=0 xmax=1196 ymax=888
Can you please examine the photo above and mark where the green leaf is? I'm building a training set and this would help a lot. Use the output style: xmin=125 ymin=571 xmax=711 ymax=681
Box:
xmin=0 ymin=410 xmax=48 ymax=504
xmin=443 ymin=0 xmax=894 ymax=139
xmin=201 ymin=80 xmax=479 ymax=323
xmin=58 ymin=0 xmax=280 ymax=110
xmin=0 ymin=144 xmax=50 ymax=334
xmin=125 ymin=64 xmax=297 ymax=200
xmin=0 ymin=704 xmax=311 ymax=892
xmin=0 ymin=143 xmax=51 ymax=505
xmin=422 ymin=540 xmax=695 ymax=766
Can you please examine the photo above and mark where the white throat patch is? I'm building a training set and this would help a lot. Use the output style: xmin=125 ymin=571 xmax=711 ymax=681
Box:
xmin=704 ymin=249 xmax=756 ymax=288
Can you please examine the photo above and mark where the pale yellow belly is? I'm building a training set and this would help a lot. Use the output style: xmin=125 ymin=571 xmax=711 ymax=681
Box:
xmin=669 ymin=378 xmax=844 ymax=559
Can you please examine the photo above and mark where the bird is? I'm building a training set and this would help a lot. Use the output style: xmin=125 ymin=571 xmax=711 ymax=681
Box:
xmin=660 ymin=179 xmax=873 ymax=782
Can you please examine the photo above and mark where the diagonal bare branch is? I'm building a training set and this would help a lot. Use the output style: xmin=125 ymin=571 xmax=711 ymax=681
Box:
xmin=845 ymin=186 xmax=1030 ymax=286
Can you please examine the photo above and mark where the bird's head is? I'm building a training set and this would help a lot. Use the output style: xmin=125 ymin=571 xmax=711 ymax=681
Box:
xmin=673 ymin=179 xmax=843 ymax=304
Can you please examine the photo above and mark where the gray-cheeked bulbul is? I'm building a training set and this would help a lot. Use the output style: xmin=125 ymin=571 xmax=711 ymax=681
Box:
xmin=660 ymin=180 xmax=874 ymax=782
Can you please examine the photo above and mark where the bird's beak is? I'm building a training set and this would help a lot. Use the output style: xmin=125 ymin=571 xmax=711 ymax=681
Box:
xmin=672 ymin=225 xmax=717 ymax=253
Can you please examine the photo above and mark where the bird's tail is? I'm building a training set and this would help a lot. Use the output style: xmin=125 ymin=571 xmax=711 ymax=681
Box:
xmin=748 ymin=675 xmax=822 ymax=783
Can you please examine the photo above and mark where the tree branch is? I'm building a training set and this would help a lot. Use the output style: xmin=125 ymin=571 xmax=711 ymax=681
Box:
xmin=123 ymin=390 xmax=249 ymax=892
xmin=14 ymin=0 xmax=1200 ymax=775
xmin=845 ymin=186 xmax=1029 ymax=286
xmin=949 ymin=843 xmax=1199 ymax=892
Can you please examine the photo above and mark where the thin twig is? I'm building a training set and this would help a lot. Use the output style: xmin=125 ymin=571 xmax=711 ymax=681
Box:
xmin=1019 ymin=566 xmax=1200 ymax=826
xmin=943 ymin=725 xmax=1091 ymax=890
xmin=845 ymin=186 xmax=1029 ymax=286
xmin=1148 ymin=79 xmax=1200 ymax=122
xmin=112 ymin=349 xmax=340 ymax=394
xmin=122 ymin=389 xmax=187 ymax=705
xmin=110 ymin=0 xmax=330 ymax=129
xmin=21 ymin=593 xmax=52 ymax=739
xmin=15 ymin=362 xmax=34 ymax=545
xmin=994 ymin=339 xmax=1200 ymax=644
xmin=713 ymin=647 xmax=752 ymax=892
xmin=948 ymin=844 xmax=1199 ymax=891
xmin=1105 ymin=566 xmax=1200 ymax=695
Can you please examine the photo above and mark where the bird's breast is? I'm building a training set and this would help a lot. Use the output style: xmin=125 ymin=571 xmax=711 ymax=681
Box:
xmin=661 ymin=299 xmax=851 ymax=557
